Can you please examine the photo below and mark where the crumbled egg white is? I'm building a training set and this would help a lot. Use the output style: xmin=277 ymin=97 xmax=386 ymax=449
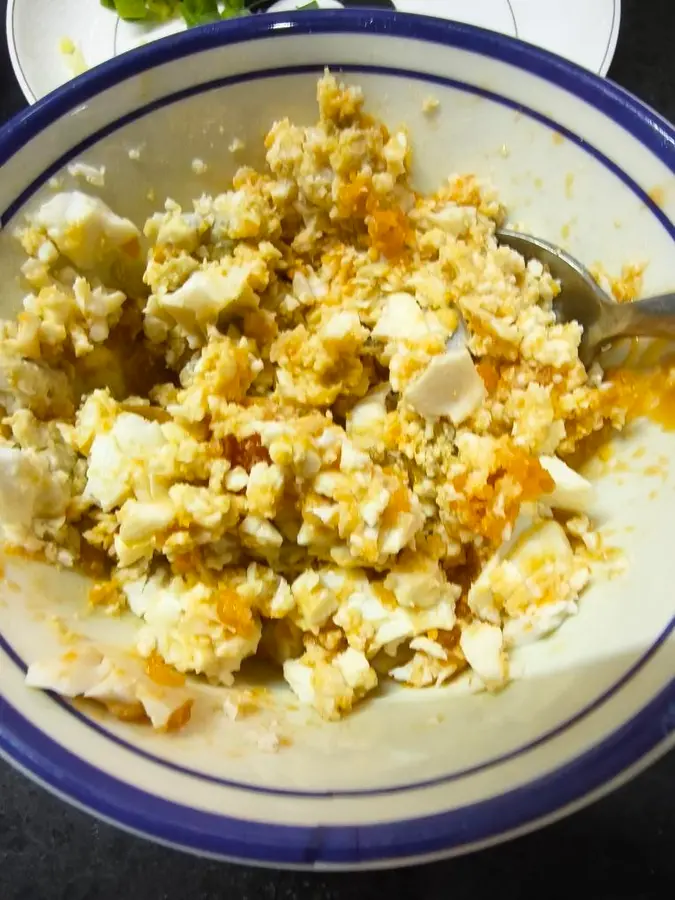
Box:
xmin=459 ymin=621 xmax=508 ymax=690
xmin=404 ymin=346 xmax=486 ymax=423
xmin=67 ymin=162 xmax=106 ymax=187
xmin=26 ymin=191 xmax=140 ymax=270
xmin=0 ymin=72 xmax=636 ymax=730
xmin=422 ymin=95 xmax=440 ymax=115
xmin=26 ymin=644 xmax=192 ymax=729
xmin=539 ymin=455 xmax=595 ymax=511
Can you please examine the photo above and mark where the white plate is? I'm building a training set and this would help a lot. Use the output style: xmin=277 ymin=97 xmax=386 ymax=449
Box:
xmin=7 ymin=0 xmax=621 ymax=104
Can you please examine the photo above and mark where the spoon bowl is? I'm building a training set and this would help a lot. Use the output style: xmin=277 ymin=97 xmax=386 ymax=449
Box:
xmin=497 ymin=228 xmax=675 ymax=365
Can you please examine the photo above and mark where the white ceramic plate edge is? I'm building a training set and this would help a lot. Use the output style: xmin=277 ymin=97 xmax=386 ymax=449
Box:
xmin=5 ymin=0 xmax=622 ymax=105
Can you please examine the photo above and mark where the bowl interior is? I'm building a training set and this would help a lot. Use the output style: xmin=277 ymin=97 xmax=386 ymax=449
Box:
xmin=0 ymin=16 xmax=673 ymax=865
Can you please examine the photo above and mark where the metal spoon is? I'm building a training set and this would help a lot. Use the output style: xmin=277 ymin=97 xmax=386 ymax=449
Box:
xmin=496 ymin=228 xmax=675 ymax=366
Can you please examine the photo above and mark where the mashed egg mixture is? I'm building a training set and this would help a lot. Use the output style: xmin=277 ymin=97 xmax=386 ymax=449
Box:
xmin=0 ymin=73 xmax=634 ymax=729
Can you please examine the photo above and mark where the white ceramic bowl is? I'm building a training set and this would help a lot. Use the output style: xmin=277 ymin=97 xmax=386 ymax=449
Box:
xmin=0 ymin=10 xmax=674 ymax=870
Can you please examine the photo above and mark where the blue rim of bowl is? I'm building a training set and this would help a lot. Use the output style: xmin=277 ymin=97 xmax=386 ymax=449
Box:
xmin=0 ymin=10 xmax=674 ymax=867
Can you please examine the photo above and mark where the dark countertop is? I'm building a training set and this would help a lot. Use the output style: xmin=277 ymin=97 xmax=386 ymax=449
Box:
xmin=1 ymin=1 xmax=673 ymax=897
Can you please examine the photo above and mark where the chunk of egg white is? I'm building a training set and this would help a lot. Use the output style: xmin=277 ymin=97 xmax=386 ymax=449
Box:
xmin=404 ymin=346 xmax=486 ymax=424
xmin=84 ymin=413 xmax=165 ymax=511
xmin=26 ymin=647 xmax=104 ymax=696
xmin=31 ymin=192 xmax=140 ymax=269
xmin=67 ymin=162 xmax=106 ymax=187
xmin=339 ymin=441 xmax=370 ymax=473
xmin=27 ymin=647 xmax=189 ymax=729
xmin=539 ymin=455 xmax=594 ymax=512
xmin=459 ymin=621 xmax=508 ymax=689
xmin=347 ymin=384 xmax=390 ymax=432
xmin=0 ymin=447 xmax=43 ymax=529
xmin=132 ymin=687 xmax=181 ymax=730
xmin=445 ymin=313 xmax=469 ymax=352
xmin=409 ymin=635 xmax=448 ymax=660
xmin=83 ymin=663 xmax=138 ymax=705
xmin=320 ymin=310 xmax=366 ymax=342
xmin=508 ymin=519 xmax=575 ymax=574
xmin=425 ymin=204 xmax=477 ymax=236
xmin=468 ymin=514 xmax=536 ymax=623
xmin=118 ymin=499 xmax=175 ymax=544
xmin=269 ymin=577 xmax=294 ymax=616
xmin=161 ymin=268 xmax=257 ymax=327
xmin=283 ymin=658 xmax=316 ymax=704
xmin=372 ymin=292 xmax=429 ymax=340
xmin=123 ymin=574 xmax=182 ymax=622
xmin=384 ymin=558 xmax=445 ymax=609
xmin=503 ymin=599 xmax=578 ymax=647
xmin=333 ymin=647 xmax=373 ymax=691
xmin=472 ymin=518 xmax=577 ymax=624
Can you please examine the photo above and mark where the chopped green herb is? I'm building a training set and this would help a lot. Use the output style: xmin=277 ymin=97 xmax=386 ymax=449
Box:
xmin=218 ymin=0 xmax=249 ymax=21
xmin=103 ymin=0 xmax=151 ymax=19
xmin=147 ymin=0 xmax=181 ymax=19
xmin=100 ymin=0 xmax=183 ymax=21
xmin=100 ymin=0 xmax=321 ymax=28
xmin=178 ymin=0 xmax=221 ymax=26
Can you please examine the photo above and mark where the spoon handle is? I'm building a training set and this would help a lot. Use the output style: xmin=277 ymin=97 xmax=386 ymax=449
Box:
xmin=613 ymin=293 xmax=675 ymax=340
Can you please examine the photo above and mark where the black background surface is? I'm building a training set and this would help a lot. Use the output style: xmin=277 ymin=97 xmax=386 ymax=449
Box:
xmin=0 ymin=0 xmax=673 ymax=897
